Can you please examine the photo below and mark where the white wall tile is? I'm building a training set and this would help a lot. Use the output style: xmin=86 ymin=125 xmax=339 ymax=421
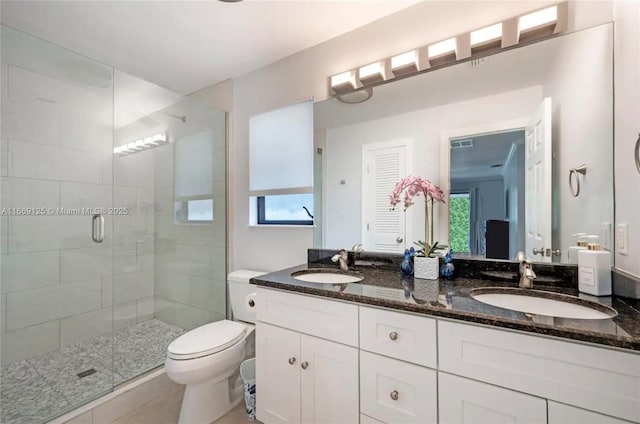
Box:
xmin=60 ymin=182 xmax=111 ymax=209
xmin=1 ymin=320 xmax=60 ymax=365
xmin=113 ymin=301 xmax=136 ymax=331
xmin=60 ymin=112 xmax=112 ymax=154
xmin=60 ymin=307 xmax=112 ymax=346
xmin=1 ymin=250 xmax=60 ymax=292
xmin=9 ymin=139 xmax=104 ymax=183
xmin=190 ymin=275 xmax=225 ymax=314
xmin=112 ymin=243 xmax=137 ymax=275
xmin=114 ymin=185 xmax=137 ymax=213
xmin=114 ymin=152 xmax=154 ymax=188
xmin=60 ymin=246 xmax=111 ymax=283
xmin=1 ymin=63 xmax=8 ymax=100
xmin=6 ymin=278 xmax=101 ymax=330
xmin=1 ymin=138 xmax=9 ymax=176
xmin=1 ymin=100 xmax=59 ymax=145
xmin=101 ymin=276 xmax=113 ymax=308
xmin=1 ymin=216 xmax=7 ymax=252
xmin=155 ymin=298 xmax=209 ymax=331
xmin=9 ymin=215 xmax=102 ymax=252
xmin=112 ymin=270 xmax=153 ymax=305
xmin=136 ymin=239 xmax=154 ymax=271
xmin=156 ymin=271 xmax=190 ymax=304
xmin=137 ymin=187 xmax=154 ymax=216
xmin=136 ymin=297 xmax=154 ymax=323
xmin=1 ymin=177 xmax=59 ymax=209
xmin=8 ymin=64 xmax=110 ymax=116
xmin=212 ymin=146 xmax=226 ymax=183
xmin=1 ymin=294 xmax=6 ymax=333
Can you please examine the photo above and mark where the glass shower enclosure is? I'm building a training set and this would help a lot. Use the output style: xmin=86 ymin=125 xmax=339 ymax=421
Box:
xmin=0 ymin=25 xmax=227 ymax=424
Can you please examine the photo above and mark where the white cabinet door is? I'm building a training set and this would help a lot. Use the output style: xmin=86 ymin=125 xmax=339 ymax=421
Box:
xmin=548 ymin=401 xmax=633 ymax=424
xmin=256 ymin=323 xmax=301 ymax=424
xmin=300 ymin=334 xmax=359 ymax=424
xmin=439 ymin=373 xmax=547 ymax=424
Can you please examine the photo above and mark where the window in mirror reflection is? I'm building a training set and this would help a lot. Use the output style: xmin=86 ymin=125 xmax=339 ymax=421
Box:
xmin=450 ymin=193 xmax=471 ymax=254
xmin=258 ymin=193 xmax=314 ymax=225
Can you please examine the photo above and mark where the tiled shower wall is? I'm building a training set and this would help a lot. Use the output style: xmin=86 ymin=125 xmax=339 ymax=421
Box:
xmin=152 ymin=101 xmax=227 ymax=331
xmin=0 ymin=53 xmax=153 ymax=365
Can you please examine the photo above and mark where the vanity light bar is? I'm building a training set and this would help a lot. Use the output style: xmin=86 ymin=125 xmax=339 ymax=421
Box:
xmin=471 ymin=23 xmax=503 ymax=46
xmin=114 ymin=132 xmax=168 ymax=156
xmin=519 ymin=6 xmax=558 ymax=33
xmin=428 ymin=38 xmax=456 ymax=59
xmin=328 ymin=2 xmax=566 ymax=97
xmin=358 ymin=61 xmax=388 ymax=85
xmin=330 ymin=70 xmax=358 ymax=94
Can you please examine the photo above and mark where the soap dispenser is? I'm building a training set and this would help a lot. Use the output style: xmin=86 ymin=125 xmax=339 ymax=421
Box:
xmin=568 ymin=233 xmax=588 ymax=264
xmin=577 ymin=235 xmax=612 ymax=296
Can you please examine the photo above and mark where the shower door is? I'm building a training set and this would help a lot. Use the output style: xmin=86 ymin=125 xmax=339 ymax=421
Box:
xmin=0 ymin=26 xmax=116 ymax=423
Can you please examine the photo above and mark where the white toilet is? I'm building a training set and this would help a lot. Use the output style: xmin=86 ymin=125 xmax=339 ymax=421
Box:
xmin=165 ymin=270 xmax=265 ymax=424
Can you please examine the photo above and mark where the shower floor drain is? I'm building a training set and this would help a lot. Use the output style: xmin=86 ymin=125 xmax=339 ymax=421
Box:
xmin=77 ymin=368 xmax=97 ymax=378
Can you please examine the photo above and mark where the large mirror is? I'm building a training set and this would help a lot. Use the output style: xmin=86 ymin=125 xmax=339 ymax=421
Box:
xmin=314 ymin=23 xmax=613 ymax=264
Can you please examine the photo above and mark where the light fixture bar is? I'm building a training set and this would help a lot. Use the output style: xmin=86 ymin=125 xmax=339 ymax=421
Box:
xmin=114 ymin=132 xmax=168 ymax=156
xmin=471 ymin=23 xmax=503 ymax=46
xmin=327 ymin=2 xmax=566 ymax=98
xmin=358 ymin=60 xmax=388 ymax=84
xmin=330 ymin=70 xmax=358 ymax=94
xmin=519 ymin=6 xmax=558 ymax=32
xmin=428 ymin=38 xmax=456 ymax=59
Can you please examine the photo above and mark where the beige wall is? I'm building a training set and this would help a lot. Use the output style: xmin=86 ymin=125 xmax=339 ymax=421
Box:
xmin=194 ymin=1 xmax=614 ymax=272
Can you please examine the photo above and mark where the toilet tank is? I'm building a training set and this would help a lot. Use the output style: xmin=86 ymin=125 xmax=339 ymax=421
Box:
xmin=228 ymin=270 xmax=266 ymax=324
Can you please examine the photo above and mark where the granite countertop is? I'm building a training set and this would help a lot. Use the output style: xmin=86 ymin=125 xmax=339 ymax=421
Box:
xmin=251 ymin=264 xmax=640 ymax=352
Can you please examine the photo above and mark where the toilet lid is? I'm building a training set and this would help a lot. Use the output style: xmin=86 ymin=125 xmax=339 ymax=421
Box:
xmin=167 ymin=320 xmax=246 ymax=360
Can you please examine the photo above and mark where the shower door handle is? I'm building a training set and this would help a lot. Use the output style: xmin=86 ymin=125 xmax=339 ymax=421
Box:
xmin=92 ymin=214 xmax=104 ymax=243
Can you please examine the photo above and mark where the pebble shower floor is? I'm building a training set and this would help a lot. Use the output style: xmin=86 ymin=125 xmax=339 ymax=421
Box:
xmin=0 ymin=319 xmax=184 ymax=424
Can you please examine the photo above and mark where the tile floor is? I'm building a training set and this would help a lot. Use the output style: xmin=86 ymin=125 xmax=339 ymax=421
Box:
xmin=112 ymin=386 xmax=260 ymax=424
xmin=1 ymin=319 xmax=184 ymax=424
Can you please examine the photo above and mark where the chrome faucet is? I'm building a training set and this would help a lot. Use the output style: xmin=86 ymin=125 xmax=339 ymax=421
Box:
xmin=331 ymin=249 xmax=349 ymax=271
xmin=519 ymin=259 xmax=537 ymax=289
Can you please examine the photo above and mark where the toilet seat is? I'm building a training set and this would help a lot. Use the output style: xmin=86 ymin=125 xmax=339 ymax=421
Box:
xmin=168 ymin=320 xmax=247 ymax=360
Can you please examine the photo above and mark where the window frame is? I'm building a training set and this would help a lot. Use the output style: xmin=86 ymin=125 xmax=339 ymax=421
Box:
xmin=256 ymin=196 xmax=313 ymax=226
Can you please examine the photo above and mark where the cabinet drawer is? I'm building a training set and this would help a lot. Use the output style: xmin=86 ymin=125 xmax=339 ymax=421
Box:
xmin=438 ymin=320 xmax=640 ymax=422
xmin=360 ymin=306 xmax=436 ymax=367
xmin=360 ymin=351 xmax=437 ymax=424
xmin=256 ymin=287 xmax=358 ymax=346
xmin=439 ymin=372 xmax=547 ymax=424
xmin=548 ymin=401 xmax=633 ymax=424
xmin=360 ymin=414 xmax=384 ymax=424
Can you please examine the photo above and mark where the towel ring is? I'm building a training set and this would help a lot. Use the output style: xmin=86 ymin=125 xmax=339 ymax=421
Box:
xmin=569 ymin=164 xmax=587 ymax=197
xmin=635 ymin=133 xmax=640 ymax=175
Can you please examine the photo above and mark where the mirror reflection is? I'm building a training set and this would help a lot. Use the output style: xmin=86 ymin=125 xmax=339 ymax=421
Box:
xmin=314 ymin=23 xmax=613 ymax=263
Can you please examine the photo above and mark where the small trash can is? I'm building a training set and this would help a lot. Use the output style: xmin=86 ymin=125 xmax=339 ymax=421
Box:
xmin=240 ymin=358 xmax=256 ymax=421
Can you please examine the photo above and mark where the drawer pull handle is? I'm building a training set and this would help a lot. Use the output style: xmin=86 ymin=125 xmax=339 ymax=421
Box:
xmin=301 ymin=361 xmax=309 ymax=370
xmin=288 ymin=357 xmax=296 ymax=365
xmin=390 ymin=390 xmax=399 ymax=401
xmin=389 ymin=331 xmax=398 ymax=341
xmin=248 ymin=299 xmax=255 ymax=307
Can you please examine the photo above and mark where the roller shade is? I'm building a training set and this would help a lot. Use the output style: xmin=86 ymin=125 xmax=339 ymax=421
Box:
xmin=249 ymin=99 xmax=313 ymax=196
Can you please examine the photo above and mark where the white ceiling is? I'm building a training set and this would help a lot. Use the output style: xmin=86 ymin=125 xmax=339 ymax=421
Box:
xmin=0 ymin=0 xmax=419 ymax=94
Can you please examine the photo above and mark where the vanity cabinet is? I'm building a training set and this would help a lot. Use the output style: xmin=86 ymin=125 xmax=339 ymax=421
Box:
xmin=438 ymin=320 xmax=640 ymax=422
xmin=439 ymin=372 xmax=547 ymax=424
xmin=256 ymin=289 xmax=359 ymax=424
xmin=256 ymin=287 xmax=640 ymax=424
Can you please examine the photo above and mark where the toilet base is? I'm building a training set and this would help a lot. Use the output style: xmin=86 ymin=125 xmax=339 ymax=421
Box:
xmin=178 ymin=378 xmax=240 ymax=424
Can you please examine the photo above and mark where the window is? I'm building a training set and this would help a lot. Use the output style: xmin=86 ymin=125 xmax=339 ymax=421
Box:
xmin=249 ymin=99 xmax=314 ymax=225
xmin=175 ymin=197 xmax=214 ymax=223
xmin=257 ymin=194 xmax=313 ymax=225
xmin=449 ymin=193 xmax=471 ymax=253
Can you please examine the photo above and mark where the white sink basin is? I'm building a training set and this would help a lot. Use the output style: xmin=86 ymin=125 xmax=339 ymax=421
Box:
xmin=292 ymin=270 xmax=364 ymax=284
xmin=471 ymin=288 xmax=617 ymax=320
